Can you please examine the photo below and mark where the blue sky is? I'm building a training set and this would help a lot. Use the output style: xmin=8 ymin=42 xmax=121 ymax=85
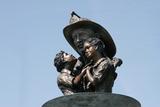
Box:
xmin=0 ymin=0 xmax=160 ymax=107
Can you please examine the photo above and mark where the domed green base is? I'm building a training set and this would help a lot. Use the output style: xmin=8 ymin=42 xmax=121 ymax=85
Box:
xmin=42 ymin=92 xmax=141 ymax=107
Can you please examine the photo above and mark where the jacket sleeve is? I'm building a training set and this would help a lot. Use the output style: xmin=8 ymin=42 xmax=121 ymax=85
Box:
xmin=91 ymin=59 xmax=114 ymax=85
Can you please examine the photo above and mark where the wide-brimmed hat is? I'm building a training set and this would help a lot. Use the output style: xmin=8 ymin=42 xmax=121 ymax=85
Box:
xmin=63 ymin=12 xmax=116 ymax=58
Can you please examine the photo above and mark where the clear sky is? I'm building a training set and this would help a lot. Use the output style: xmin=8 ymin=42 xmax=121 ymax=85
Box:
xmin=0 ymin=0 xmax=160 ymax=107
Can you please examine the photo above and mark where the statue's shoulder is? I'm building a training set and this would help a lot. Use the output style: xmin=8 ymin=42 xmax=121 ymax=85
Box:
xmin=57 ymin=70 xmax=68 ymax=81
xmin=94 ymin=57 xmax=113 ymax=71
xmin=57 ymin=69 xmax=74 ymax=84
xmin=98 ymin=57 xmax=112 ymax=66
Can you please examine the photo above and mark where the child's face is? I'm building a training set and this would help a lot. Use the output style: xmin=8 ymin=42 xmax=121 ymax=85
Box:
xmin=63 ymin=53 xmax=76 ymax=62
xmin=83 ymin=42 xmax=96 ymax=59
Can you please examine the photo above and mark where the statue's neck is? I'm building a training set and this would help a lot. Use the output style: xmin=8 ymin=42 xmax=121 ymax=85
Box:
xmin=64 ymin=61 xmax=76 ymax=71
xmin=92 ymin=52 xmax=103 ymax=65
xmin=64 ymin=64 xmax=71 ymax=70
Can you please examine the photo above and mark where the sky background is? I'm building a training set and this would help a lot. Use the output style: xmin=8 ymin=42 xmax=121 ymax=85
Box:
xmin=0 ymin=0 xmax=160 ymax=107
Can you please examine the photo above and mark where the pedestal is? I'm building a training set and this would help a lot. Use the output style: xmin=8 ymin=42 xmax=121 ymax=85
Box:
xmin=42 ymin=92 xmax=141 ymax=107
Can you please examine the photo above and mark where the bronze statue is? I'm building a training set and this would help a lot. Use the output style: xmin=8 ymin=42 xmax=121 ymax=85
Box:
xmin=83 ymin=38 xmax=122 ymax=92
xmin=54 ymin=12 xmax=122 ymax=95
xmin=54 ymin=51 xmax=85 ymax=95
xmin=63 ymin=12 xmax=116 ymax=58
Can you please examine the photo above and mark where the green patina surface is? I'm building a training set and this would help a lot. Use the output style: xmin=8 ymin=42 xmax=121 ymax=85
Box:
xmin=42 ymin=93 xmax=141 ymax=107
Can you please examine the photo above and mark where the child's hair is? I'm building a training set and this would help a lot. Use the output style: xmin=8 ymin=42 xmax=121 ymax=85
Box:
xmin=54 ymin=51 xmax=66 ymax=72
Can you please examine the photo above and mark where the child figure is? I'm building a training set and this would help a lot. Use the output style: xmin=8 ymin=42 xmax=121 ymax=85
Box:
xmin=54 ymin=51 xmax=86 ymax=95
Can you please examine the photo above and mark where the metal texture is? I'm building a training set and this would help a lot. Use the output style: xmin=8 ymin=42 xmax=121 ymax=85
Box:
xmin=42 ymin=93 xmax=141 ymax=107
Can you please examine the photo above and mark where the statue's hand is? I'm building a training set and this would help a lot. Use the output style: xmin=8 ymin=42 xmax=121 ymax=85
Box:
xmin=81 ymin=68 xmax=87 ymax=75
xmin=112 ymin=57 xmax=123 ymax=68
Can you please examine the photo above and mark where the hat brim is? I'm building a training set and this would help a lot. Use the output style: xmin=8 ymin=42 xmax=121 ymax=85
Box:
xmin=63 ymin=20 xmax=116 ymax=58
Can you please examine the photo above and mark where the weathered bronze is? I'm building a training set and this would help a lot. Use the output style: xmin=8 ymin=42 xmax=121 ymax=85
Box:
xmin=54 ymin=12 xmax=122 ymax=95
xmin=42 ymin=93 xmax=141 ymax=107
xmin=63 ymin=11 xmax=116 ymax=58
xmin=82 ymin=37 xmax=122 ymax=92
xmin=54 ymin=51 xmax=85 ymax=95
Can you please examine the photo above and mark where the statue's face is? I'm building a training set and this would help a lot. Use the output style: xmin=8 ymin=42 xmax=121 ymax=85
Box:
xmin=83 ymin=42 xmax=96 ymax=59
xmin=63 ymin=53 xmax=76 ymax=63
xmin=71 ymin=28 xmax=95 ymax=53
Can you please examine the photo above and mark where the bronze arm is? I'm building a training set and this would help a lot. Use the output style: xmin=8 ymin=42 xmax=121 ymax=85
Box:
xmin=72 ymin=68 xmax=86 ymax=85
